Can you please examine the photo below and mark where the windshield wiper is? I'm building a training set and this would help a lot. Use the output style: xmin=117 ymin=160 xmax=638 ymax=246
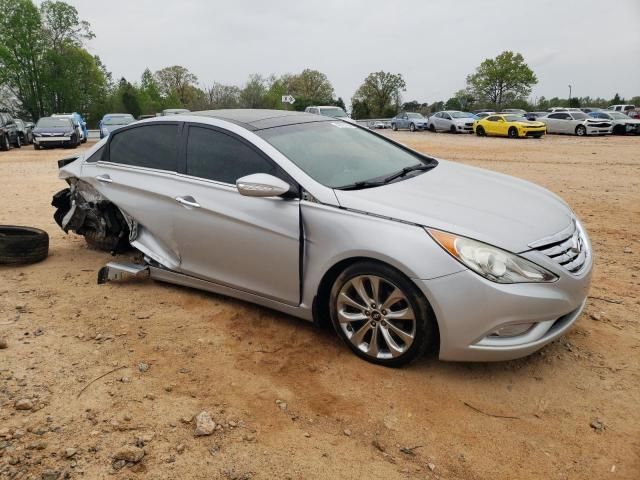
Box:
xmin=383 ymin=163 xmax=435 ymax=183
xmin=337 ymin=162 xmax=436 ymax=191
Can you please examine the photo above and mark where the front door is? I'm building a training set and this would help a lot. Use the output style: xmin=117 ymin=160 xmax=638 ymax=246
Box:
xmin=172 ymin=124 xmax=300 ymax=305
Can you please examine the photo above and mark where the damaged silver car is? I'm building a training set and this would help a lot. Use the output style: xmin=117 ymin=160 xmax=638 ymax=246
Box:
xmin=52 ymin=110 xmax=592 ymax=367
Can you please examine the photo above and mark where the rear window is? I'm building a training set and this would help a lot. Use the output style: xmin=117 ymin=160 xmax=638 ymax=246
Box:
xmin=108 ymin=124 xmax=178 ymax=171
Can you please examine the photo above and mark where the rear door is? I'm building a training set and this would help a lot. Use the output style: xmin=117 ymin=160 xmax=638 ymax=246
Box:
xmin=85 ymin=122 xmax=185 ymax=267
xmin=171 ymin=124 xmax=301 ymax=305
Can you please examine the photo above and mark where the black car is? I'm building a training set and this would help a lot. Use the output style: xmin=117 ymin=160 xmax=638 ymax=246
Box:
xmin=15 ymin=119 xmax=34 ymax=144
xmin=33 ymin=117 xmax=80 ymax=150
xmin=0 ymin=112 xmax=21 ymax=151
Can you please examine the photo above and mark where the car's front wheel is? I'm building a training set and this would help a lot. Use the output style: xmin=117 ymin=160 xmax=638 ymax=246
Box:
xmin=508 ymin=127 xmax=518 ymax=138
xmin=329 ymin=261 xmax=436 ymax=367
xmin=575 ymin=125 xmax=587 ymax=136
xmin=409 ymin=123 xmax=416 ymax=132
xmin=391 ymin=123 xmax=397 ymax=131
xmin=476 ymin=126 xmax=485 ymax=136
xmin=1 ymin=134 xmax=10 ymax=151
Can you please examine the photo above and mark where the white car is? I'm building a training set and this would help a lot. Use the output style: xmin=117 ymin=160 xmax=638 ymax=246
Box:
xmin=428 ymin=111 xmax=476 ymax=133
xmin=539 ymin=111 xmax=612 ymax=136
xmin=590 ymin=111 xmax=640 ymax=135
xmin=305 ymin=106 xmax=356 ymax=124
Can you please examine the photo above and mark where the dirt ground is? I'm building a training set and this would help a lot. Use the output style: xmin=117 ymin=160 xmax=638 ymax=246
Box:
xmin=1 ymin=132 xmax=639 ymax=480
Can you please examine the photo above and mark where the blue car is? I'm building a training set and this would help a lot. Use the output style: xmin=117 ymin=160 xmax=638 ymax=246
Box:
xmin=99 ymin=113 xmax=136 ymax=139
xmin=52 ymin=113 xmax=88 ymax=143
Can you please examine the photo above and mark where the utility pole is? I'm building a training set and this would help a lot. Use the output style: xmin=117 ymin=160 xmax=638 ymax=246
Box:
xmin=568 ymin=84 xmax=572 ymax=107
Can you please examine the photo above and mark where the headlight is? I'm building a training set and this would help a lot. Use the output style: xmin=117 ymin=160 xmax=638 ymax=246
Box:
xmin=427 ymin=229 xmax=557 ymax=284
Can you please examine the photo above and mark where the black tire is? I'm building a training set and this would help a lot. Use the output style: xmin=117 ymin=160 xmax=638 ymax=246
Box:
xmin=409 ymin=123 xmax=416 ymax=132
xmin=508 ymin=127 xmax=518 ymax=138
xmin=81 ymin=136 xmax=87 ymax=144
xmin=84 ymin=230 xmax=119 ymax=252
xmin=329 ymin=261 xmax=437 ymax=367
xmin=476 ymin=125 xmax=485 ymax=136
xmin=0 ymin=226 xmax=49 ymax=265
xmin=428 ymin=124 xmax=435 ymax=132
xmin=533 ymin=134 xmax=543 ymax=139
xmin=575 ymin=125 xmax=587 ymax=136
xmin=449 ymin=125 xmax=457 ymax=134
xmin=34 ymin=143 xmax=41 ymax=150
xmin=612 ymin=125 xmax=625 ymax=135
xmin=14 ymin=135 xmax=21 ymax=148
xmin=391 ymin=123 xmax=397 ymax=131
xmin=0 ymin=134 xmax=10 ymax=151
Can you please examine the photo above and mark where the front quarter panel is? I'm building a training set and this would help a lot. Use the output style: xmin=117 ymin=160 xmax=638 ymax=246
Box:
xmin=300 ymin=201 xmax=465 ymax=308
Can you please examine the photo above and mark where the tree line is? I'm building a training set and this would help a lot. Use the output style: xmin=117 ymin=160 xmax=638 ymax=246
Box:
xmin=1 ymin=0 xmax=638 ymax=126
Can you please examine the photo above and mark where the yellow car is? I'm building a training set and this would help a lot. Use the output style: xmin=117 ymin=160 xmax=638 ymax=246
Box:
xmin=473 ymin=114 xmax=546 ymax=138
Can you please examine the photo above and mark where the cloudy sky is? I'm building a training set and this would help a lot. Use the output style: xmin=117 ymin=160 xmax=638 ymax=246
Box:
xmin=61 ymin=0 xmax=640 ymax=104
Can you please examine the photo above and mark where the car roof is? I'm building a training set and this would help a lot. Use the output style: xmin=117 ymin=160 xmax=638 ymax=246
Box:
xmin=190 ymin=109 xmax=332 ymax=131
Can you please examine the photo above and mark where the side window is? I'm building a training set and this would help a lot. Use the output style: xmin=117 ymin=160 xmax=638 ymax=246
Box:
xmin=309 ymin=108 xmax=318 ymax=114
xmin=486 ymin=116 xmax=500 ymax=122
xmin=85 ymin=145 xmax=105 ymax=163
xmin=108 ymin=124 xmax=178 ymax=171
xmin=186 ymin=126 xmax=278 ymax=184
xmin=548 ymin=113 xmax=562 ymax=119
xmin=443 ymin=113 xmax=452 ymax=120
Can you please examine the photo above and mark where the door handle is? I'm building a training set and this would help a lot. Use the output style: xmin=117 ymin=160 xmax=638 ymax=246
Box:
xmin=175 ymin=196 xmax=201 ymax=208
xmin=96 ymin=174 xmax=112 ymax=183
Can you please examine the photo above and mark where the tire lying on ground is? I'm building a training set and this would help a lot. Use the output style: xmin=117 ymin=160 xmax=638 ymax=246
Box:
xmin=0 ymin=226 xmax=49 ymax=265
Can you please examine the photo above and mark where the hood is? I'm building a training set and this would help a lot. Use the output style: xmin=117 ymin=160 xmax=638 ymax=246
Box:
xmin=514 ymin=120 xmax=545 ymax=127
xmin=101 ymin=124 xmax=128 ymax=134
xmin=333 ymin=160 xmax=572 ymax=253
xmin=453 ymin=117 xmax=475 ymax=124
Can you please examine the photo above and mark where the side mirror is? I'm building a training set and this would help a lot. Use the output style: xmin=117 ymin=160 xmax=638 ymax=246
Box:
xmin=236 ymin=173 xmax=291 ymax=198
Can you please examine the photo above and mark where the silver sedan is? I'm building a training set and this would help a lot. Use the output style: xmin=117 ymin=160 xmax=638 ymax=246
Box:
xmin=53 ymin=110 xmax=592 ymax=366
xmin=539 ymin=111 xmax=612 ymax=135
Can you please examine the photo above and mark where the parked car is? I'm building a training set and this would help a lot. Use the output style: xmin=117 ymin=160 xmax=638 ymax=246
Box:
xmin=474 ymin=114 xmax=546 ymax=138
xmin=52 ymin=109 xmax=592 ymax=366
xmin=138 ymin=114 xmax=156 ymax=120
xmin=580 ymin=107 xmax=602 ymax=114
xmin=33 ymin=116 xmax=80 ymax=149
xmin=626 ymin=109 xmax=640 ymax=119
xmin=501 ymin=109 xmax=527 ymax=115
xmin=15 ymin=119 xmax=34 ymax=144
xmin=524 ymin=112 xmax=546 ymax=121
xmin=428 ymin=111 xmax=476 ymax=133
xmin=475 ymin=111 xmax=496 ymax=119
xmin=391 ymin=112 xmax=428 ymax=131
xmin=304 ymin=106 xmax=355 ymax=123
xmin=161 ymin=108 xmax=191 ymax=116
xmin=607 ymin=104 xmax=635 ymax=113
xmin=538 ymin=111 xmax=612 ymax=136
xmin=52 ymin=113 xmax=88 ymax=143
xmin=589 ymin=111 xmax=640 ymax=135
xmin=0 ymin=112 xmax=21 ymax=150
xmin=99 ymin=113 xmax=136 ymax=138
xmin=369 ymin=121 xmax=387 ymax=129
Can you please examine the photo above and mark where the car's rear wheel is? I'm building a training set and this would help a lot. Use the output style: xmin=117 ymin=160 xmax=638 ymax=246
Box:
xmin=508 ymin=127 xmax=518 ymax=138
xmin=428 ymin=124 xmax=435 ymax=132
xmin=33 ymin=143 xmax=41 ymax=150
xmin=0 ymin=134 xmax=10 ymax=151
xmin=14 ymin=135 xmax=21 ymax=148
xmin=329 ymin=261 xmax=436 ymax=367
xmin=409 ymin=123 xmax=416 ymax=132
xmin=575 ymin=125 xmax=587 ymax=136
xmin=476 ymin=125 xmax=485 ymax=136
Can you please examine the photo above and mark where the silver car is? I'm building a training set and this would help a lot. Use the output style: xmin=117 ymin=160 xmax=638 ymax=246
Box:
xmin=52 ymin=110 xmax=593 ymax=366
xmin=539 ymin=111 xmax=612 ymax=135
xmin=428 ymin=111 xmax=476 ymax=133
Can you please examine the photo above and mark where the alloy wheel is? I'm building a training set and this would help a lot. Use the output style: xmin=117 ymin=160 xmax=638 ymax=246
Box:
xmin=336 ymin=275 xmax=416 ymax=360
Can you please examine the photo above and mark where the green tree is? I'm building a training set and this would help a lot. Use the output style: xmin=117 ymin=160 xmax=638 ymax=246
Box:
xmin=466 ymin=51 xmax=537 ymax=110
xmin=335 ymin=97 xmax=346 ymax=111
xmin=240 ymin=74 xmax=268 ymax=108
xmin=289 ymin=69 xmax=334 ymax=104
xmin=610 ymin=93 xmax=623 ymax=104
xmin=205 ymin=82 xmax=241 ymax=108
xmin=351 ymin=71 xmax=406 ymax=118
xmin=154 ymin=65 xmax=198 ymax=105
xmin=40 ymin=0 xmax=93 ymax=49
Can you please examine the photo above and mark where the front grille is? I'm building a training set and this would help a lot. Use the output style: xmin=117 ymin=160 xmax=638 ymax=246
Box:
xmin=530 ymin=221 xmax=588 ymax=274
xmin=588 ymin=122 xmax=611 ymax=128
xmin=465 ymin=122 xmax=473 ymax=126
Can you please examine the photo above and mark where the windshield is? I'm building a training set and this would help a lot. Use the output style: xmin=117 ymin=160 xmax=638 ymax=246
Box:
xmin=451 ymin=111 xmax=474 ymax=118
xmin=258 ymin=121 xmax=432 ymax=188
xmin=37 ymin=117 xmax=72 ymax=128
xmin=319 ymin=107 xmax=347 ymax=118
xmin=407 ymin=113 xmax=424 ymax=119
xmin=103 ymin=115 xmax=135 ymax=125
xmin=571 ymin=112 xmax=588 ymax=120
xmin=608 ymin=112 xmax=629 ymax=119
xmin=504 ymin=115 xmax=526 ymax=122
